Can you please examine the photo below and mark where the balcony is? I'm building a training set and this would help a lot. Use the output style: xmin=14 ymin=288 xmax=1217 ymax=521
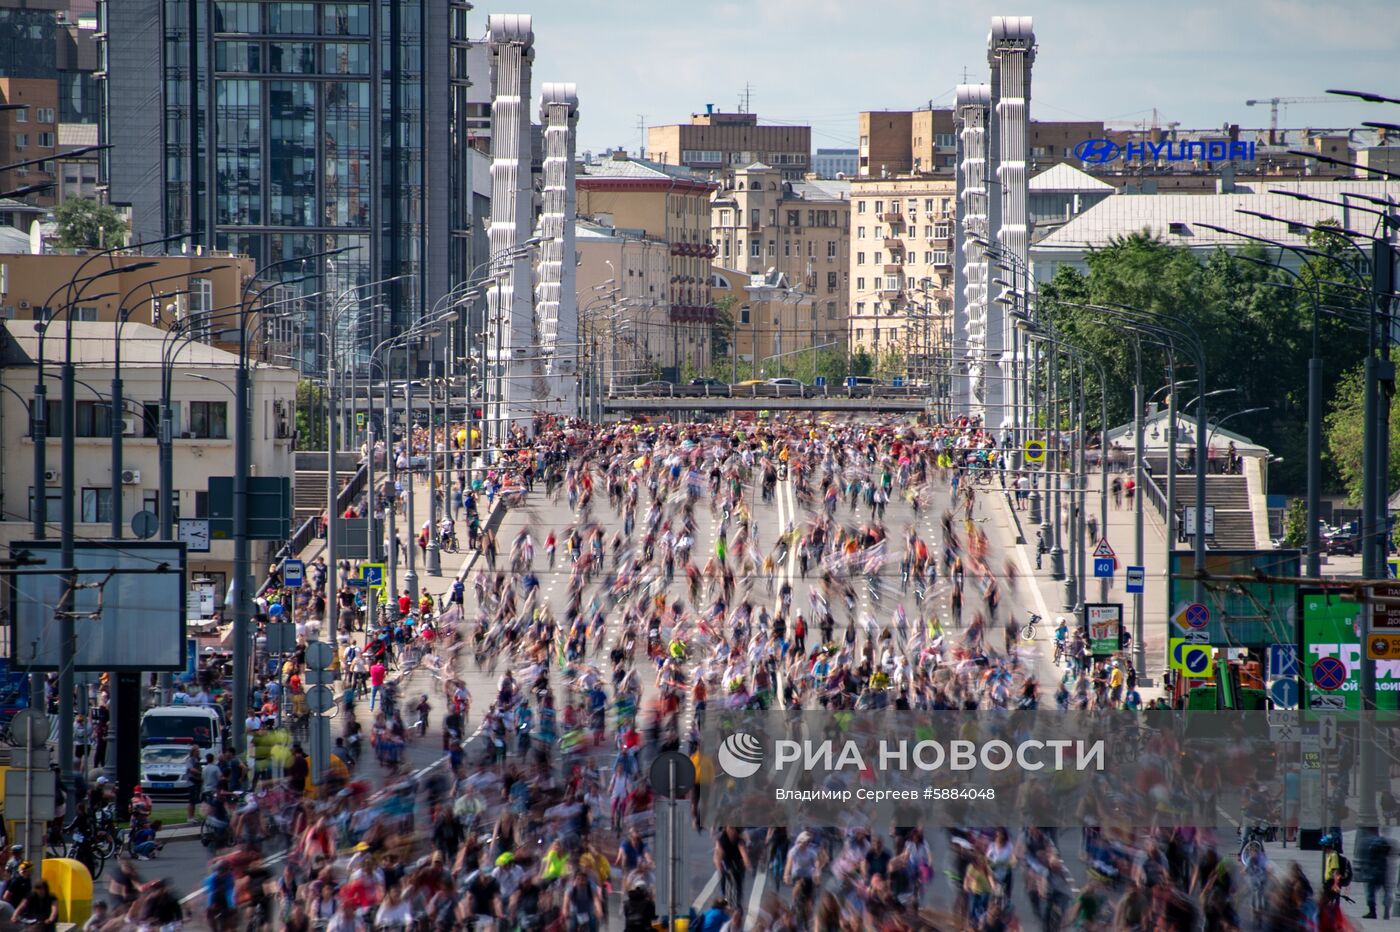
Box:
xmin=879 ymin=287 xmax=904 ymax=300
xmin=882 ymin=264 xmax=903 ymax=275
xmin=881 ymin=210 xmax=904 ymax=224
xmin=884 ymin=237 xmax=904 ymax=251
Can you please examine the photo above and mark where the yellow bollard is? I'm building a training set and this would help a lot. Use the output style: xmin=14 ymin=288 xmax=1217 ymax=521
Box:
xmin=42 ymin=857 xmax=93 ymax=925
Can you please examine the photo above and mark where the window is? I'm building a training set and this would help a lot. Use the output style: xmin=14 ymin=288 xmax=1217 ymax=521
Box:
xmin=740 ymin=306 xmax=751 ymax=324
xmin=783 ymin=240 xmax=790 ymax=257
xmin=14 ymin=134 xmax=26 ymax=149
xmin=72 ymin=306 xmax=98 ymax=321
xmin=142 ymin=402 xmax=161 ymax=438
xmin=749 ymin=240 xmax=760 ymax=258
xmin=924 ymin=252 xmax=933 ymax=264
xmin=36 ymin=131 xmax=53 ymax=148
xmin=856 ymin=226 xmax=865 ymax=239
xmin=857 ymin=277 xmax=865 ymax=291
xmin=81 ymin=488 xmax=113 ymax=524
xmin=874 ymin=226 xmax=883 ymax=239
xmin=142 ymin=489 xmax=160 ymax=519
xmin=13 ymin=109 xmax=24 ymax=123
xmin=189 ymin=401 xmax=228 ymax=439
xmin=934 ymin=223 xmax=950 ymax=239
xmin=857 ymin=201 xmax=866 ymax=214
xmin=857 ymin=252 xmax=865 ymax=264
xmin=874 ymin=201 xmax=883 ymax=214
xmin=936 ymin=134 xmax=956 ymax=148
xmin=322 ymin=3 xmax=371 ymax=35
xmin=855 ymin=328 xmax=864 ymax=341
xmin=827 ymin=272 xmax=838 ymax=289
xmin=874 ymin=252 xmax=883 ymax=265
xmin=941 ymin=198 xmax=952 ymax=214
xmin=786 ymin=210 xmax=799 ymax=227
xmin=76 ymin=400 xmax=112 ymax=437
xmin=884 ymin=275 xmax=901 ymax=291
xmin=855 ymin=302 xmax=865 ymax=316
xmin=721 ymin=239 xmax=730 ymax=259
xmin=767 ymin=210 xmax=777 ymax=226
xmin=807 ymin=240 xmax=814 ymax=257
xmin=190 ymin=277 xmax=214 ymax=341
xmin=195 ymin=490 xmax=210 ymax=518
xmin=924 ymin=199 xmax=935 ymax=212
xmin=37 ymin=108 xmax=55 ymax=124
xmin=719 ymin=209 xmax=730 ymax=226
xmin=933 ymin=250 xmax=948 ymax=265
xmin=827 ymin=302 xmax=837 ymax=320
xmin=768 ymin=240 xmax=776 ymax=256
xmin=827 ymin=241 xmax=837 ymax=259
xmin=28 ymin=488 xmax=62 ymax=523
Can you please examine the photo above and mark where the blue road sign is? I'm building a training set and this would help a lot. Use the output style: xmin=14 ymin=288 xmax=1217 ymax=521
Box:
xmin=814 ymin=376 xmax=827 ymax=388
xmin=1184 ymin=647 xmax=1212 ymax=675
xmin=282 ymin=558 xmax=304 ymax=589
xmin=892 ymin=376 xmax=904 ymax=387
xmin=362 ymin=563 xmax=385 ymax=589
xmin=1125 ymin=566 xmax=1145 ymax=594
xmin=845 ymin=376 xmax=858 ymax=388
xmin=1268 ymin=644 xmax=1299 ymax=679
xmin=1184 ymin=602 xmax=1210 ymax=629
xmin=1269 ymin=678 xmax=1299 ymax=709
xmin=346 ymin=578 xmax=367 ymax=588
xmin=1312 ymin=656 xmax=1347 ymax=692
xmin=1093 ymin=557 xmax=1115 ymax=578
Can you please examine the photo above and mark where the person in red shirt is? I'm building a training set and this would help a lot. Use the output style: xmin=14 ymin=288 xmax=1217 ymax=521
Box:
xmin=369 ymin=660 xmax=387 ymax=711
xmin=397 ymin=590 xmax=412 ymax=617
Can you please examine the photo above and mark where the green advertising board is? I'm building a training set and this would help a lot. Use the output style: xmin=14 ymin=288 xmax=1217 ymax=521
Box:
xmin=1169 ymin=549 xmax=1300 ymax=647
xmin=1298 ymin=589 xmax=1400 ymax=713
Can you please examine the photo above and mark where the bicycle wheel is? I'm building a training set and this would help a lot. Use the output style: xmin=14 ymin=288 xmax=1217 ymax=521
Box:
xmin=93 ymin=831 xmax=116 ymax=860
xmin=1020 ymin=623 xmax=1037 ymax=642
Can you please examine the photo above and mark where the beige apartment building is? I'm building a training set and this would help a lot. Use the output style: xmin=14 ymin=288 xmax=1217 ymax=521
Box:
xmin=574 ymin=219 xmax=673 ymax=384
xmin=710 ymin=266 xmax=816 ymax=374
xmin=647 ymin=109 xmax=811 ymax=180
xmin=0 ymin=321 xmax=298 ymax=608
xmin=709 ymin=163 xmax=849 ymax=356
xmin=860 ymin=108 xmax=1107 ymax=178
xmin=576 ymin=153 xmax=717 ymax=378
xmin=847 ymin=176 xmax=956 ymax=379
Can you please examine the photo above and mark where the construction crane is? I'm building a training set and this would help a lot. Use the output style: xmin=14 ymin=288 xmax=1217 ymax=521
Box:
xmin=1245 ymin=96 xmax=1340 ymax=143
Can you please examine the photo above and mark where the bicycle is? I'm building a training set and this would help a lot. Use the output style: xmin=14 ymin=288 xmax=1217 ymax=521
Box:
xmin=1020 ymin=613 xmax=1043 ymax=642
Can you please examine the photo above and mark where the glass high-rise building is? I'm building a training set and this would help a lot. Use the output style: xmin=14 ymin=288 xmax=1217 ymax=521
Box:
xmin=101 ymin=0 xmax=480 ymax=373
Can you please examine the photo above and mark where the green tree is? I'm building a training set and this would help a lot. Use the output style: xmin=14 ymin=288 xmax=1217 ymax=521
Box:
xmin=296 ymin=378 xmax=327 ymax=450
xmin=53 ymin=198 xmax=127 ymax=249
xmin=1282 ymin=498 xmax=1309 ymax=548
xmin=710 ymin=295 xmax=737 ymax=359
xmin=1324 ymin=364 xmax=1400 ymax=505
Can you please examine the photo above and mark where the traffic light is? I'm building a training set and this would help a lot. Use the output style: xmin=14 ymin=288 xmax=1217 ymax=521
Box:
xmin=472 ymin=407 xmax=483 ymax=419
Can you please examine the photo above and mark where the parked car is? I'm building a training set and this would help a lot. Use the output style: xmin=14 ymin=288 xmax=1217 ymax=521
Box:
xmin=766 ymin=378 xmax=809 ymax=397
xmin=687 ymin=377 xmax=728 ymax=394
xmin=845 ymin=375 xmax=882 ymax=397
xmin=632 ymin=380 xmax=676 ymax=395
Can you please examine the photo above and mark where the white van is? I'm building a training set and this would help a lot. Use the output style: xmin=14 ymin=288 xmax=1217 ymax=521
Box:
xmin=140 ymin=705 xmax=224 ymax=750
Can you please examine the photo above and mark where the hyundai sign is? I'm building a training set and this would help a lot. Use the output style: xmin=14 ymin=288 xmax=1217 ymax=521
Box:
xmin=1073 ymin=138 xmax=1257 ymax=165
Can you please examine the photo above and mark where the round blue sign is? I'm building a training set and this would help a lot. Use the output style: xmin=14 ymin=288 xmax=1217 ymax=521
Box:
xmin=1184 ymin=602 xmax=1210 ymax=629
xmin=1184 ymin=648 xmax=1211 ymax=675
xmin=1312 ymin=656 xmax=1347 ymax=692
xmin=1268 ymin=678 xmax=1298 ymax=708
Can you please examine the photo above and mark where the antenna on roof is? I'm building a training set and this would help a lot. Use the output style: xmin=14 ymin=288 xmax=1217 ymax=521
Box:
xmin=740 ymin=83 xmax=753 ymax=114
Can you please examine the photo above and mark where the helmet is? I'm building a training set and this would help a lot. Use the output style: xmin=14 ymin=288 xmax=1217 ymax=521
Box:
xmin=1320 ymin=833 xmax=1338 ymax=848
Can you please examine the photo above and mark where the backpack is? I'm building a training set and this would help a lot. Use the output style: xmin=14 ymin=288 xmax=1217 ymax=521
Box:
xmin=1337 ymin=853 xmax=1354 ymax=887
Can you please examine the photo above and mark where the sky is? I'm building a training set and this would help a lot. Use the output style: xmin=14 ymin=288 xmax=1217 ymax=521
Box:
xmin=473 ymin=0 xmax=1400 ymax=158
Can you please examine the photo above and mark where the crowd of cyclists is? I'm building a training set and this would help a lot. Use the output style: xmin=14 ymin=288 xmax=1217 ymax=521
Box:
xmin=33 ymin=411 xmax=1384 ymax=931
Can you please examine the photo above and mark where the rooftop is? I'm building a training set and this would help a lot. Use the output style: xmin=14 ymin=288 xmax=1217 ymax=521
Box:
xmin=58 ymin=123 xmax=98 ymax=148
xmin=1029 ymin=162 xmax=1116 ymax=193
xmin=0 ymin=321 xmax=265 ymax=369
xmin=1034 ymin=180 xmax=1398 ymax=251
xmin=579 ymin=154 xmax=713 ymax=187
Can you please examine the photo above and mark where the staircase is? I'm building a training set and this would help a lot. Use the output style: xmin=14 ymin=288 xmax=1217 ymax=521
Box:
xmin=293 ymin=451 xmax=366 ymax=524
xmin=1140 ymin=470 xmax=1265 ymax=550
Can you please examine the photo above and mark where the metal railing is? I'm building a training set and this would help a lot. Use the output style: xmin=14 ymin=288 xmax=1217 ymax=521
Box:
xmin=256 ymin=459 xmax=368 ymax=599
xmin=1141 ymin=469 xmax=1170 ymax=527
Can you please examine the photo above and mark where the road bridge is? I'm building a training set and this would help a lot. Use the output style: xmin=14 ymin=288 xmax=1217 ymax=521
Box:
xmin=602 ymin=395 xmax=931 ymax=413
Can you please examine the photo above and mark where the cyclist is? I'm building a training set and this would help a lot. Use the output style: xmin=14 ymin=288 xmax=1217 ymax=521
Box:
xmin=1053 ymin=617 xmax=1070 ymax=664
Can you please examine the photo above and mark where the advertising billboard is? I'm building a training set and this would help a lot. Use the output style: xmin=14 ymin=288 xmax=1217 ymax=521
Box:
xmin=1298 ymin=589 xmax=1400 ymax=713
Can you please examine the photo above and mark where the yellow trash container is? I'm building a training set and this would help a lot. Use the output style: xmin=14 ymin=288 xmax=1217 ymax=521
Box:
xmin=42 ymin=857 xmax=93 ymax=925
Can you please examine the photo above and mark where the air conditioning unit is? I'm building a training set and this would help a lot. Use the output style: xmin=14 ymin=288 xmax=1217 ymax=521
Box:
xmin=18 ymin=300 xmax=30 ymax=309
xmin=121 ymin=416 xmax=137 ymax=437
xmin=120 ymin=469 xmax=141 ymax=485
xmin=43 ymin=469 xmax=59 ymax=484
xmin=179 ymin=431 xmax=195 ymax=439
